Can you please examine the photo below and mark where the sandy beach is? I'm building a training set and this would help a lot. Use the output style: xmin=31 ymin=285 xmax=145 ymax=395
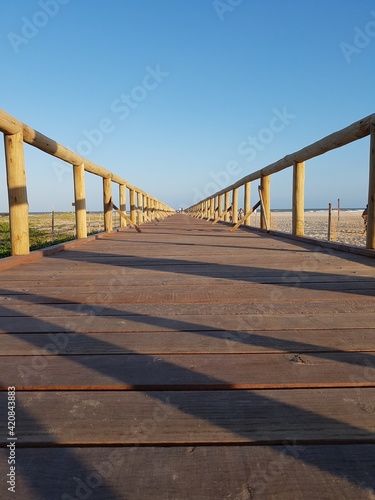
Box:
xmin=249 ymin=210 xmax=367 ymax=248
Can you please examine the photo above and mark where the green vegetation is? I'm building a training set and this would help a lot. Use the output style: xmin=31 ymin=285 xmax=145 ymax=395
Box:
xmin=0 ymin=212 xmax=107 ymax=258
xmin=0 ymin=222 xmax=11 ymax=258
xmin=0 ymin=221 xmax=75 ymax=258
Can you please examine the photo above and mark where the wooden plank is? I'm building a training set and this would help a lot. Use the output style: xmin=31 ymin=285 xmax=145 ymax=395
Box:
xmin=1 ymin=299 xmax=375 ymax=318
xmin=1 ymin=280 xmax=375 ymax=304
xmin=1 ymin=389 xmax=375 ymax=444
xmin=0 ymin=445 xmax=374 ymax=500
xmin=0 ymin=329 xmax=375 ymax=355
xmin=1 ymin=212 xmax=375 ymax=500
xmin=1 ymin=285 xmax=375 ymax=306
xmin=0 ymin=312 xmax=374 ymax=333
xmin=1 ymin=353 xmax=375 ymax=390
xmin=2 ymin=271 xmax=375 ymax=284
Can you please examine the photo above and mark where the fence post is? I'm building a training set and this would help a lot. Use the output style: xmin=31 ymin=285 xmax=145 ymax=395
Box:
xmin=209 ymin=198 xmax=215 ymax=220
xmin=103 ymin=177 xmax=112 ymax=233
xmin=328 ymin=202 xmax=332 ymax=241
xmin=130 ymin=188 xmax=136 ymax=223
xmin=218 ymin=194 xmax=223 ymax=220
xmin=232 ymin=188 xmax=238 ymax=224
xmin=51 ymin=207 xmax=55 ymax=240
xmin=367 ymin=121 xmax=375 ymax=249
xmin=141 ymin=194 xmax=146 ymax=221
xmin=4 ymin=130 xmax=30 ymax=255
xmin=137 ymin=192 xmax=143 ymax=224
xmin=260 ymin=174 xmax=271 ymax=230
xmin=119 ymin=183 xmax=127 ymax=228
xmin=224 ymin=191 xmax=230 ymax=222
xmin=292 ymin=161 xmax=305 ymax=236
xmin=144 ymin=195 xmax=149 ymax=221
xmin=73 ymin=163 xmax=87 ymax=239
xmin=151 ymin=198 xmax=156 ymax=220
xmin=244 ymin=181 xmax=251 ymax=226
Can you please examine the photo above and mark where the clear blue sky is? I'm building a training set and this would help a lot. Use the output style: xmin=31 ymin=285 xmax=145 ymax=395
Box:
xmin=0 ymin=0 xmax=374 ymax=212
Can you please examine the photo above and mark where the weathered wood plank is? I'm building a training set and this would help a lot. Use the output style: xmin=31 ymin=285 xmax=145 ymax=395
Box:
xmin=0 ymin=284 xmax=373 ymax=309
xmin=1 ymin=329 xmax=374 ymax=355
xmin=0 ymin=213 xmax=375 ymax=500
xmin=1 ymin=353 xmax=375 ymax=390
xmin=1 ymin=299 xmax=375 ymax=318
xmin=0 ymin=445 xmax=374 ymax=500
xmin=1 ymin=389 xmax=375 ymax=444
xmin=0 ymin=313 xmax=375 ymax=333
xmin=1 ymin=284 xmax=375 ymax=304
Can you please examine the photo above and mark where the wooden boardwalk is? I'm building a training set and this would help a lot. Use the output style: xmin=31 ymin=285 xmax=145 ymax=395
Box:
xmin=1 ymin=213 xmax=375 ymax=499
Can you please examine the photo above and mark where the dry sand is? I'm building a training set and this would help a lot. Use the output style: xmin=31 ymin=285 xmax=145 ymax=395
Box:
xmin=249 ymin=210 xmax=367 ymax=248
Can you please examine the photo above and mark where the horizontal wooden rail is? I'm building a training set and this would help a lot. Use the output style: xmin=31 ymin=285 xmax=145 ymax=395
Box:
xmin=187 ymin=113 xmax=375 ymax=251
xmin=0 ymin=109 xmax=135 ymax=189
xmin=0 ymin=108 xmax=174 ymax=256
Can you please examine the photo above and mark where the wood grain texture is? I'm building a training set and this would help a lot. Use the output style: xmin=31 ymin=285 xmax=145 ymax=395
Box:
xmin=1 ymin=389 xmax=374 ymax=445
xmin=1 ymin=352 xmax=375 ymax=390
xmin=0 ymin=445 xmax=374 ymax=500
xmin=0 ymin=214 xmax=375 ymax=499
xmin=0 ymin=329 xmax=374 ymax=355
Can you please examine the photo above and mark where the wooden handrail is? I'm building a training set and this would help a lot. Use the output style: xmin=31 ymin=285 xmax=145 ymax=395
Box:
xmin=191 ymin=114 xmax=374 ymax=201
xmin=187 ymin=113 xmax=375 ymax=250
xmin=0 ymin=108 xmax=174 ymax=255
xmin=0 ymin=109 xmax=136 ymax=189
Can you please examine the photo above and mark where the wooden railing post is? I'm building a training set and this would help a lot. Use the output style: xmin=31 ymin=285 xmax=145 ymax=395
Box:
xmin=130 ymin=188 xmax=136 ymax=224
xmin=208 ymin=199 xmax=213 ymax=220
xmin=142 ymin=194 xmax=146 ymax=220
xmin=73 ymin=163 xmax=87 ymax=239
xmin=260 ymin=174 xmax=271 ymax=230
xmin=292 ymin=161 xmax=305 ymax=236
xmin=367 ymin=121 xmax=375 ymax=249
xmin=119 ymin=184 xmax=127 ymax=228
xmin=208 ymin=198 xmax=213 ymax=220
xmin=244 ymin=181 xmax=251 ymax=227
xmin=199 ymin=203 xmax=203 ymax=218
xmin=224 ymin=191 xmax=230 ymax=222
xmin=213 ymin=196 xmax=218 ymax=219
xmin=218 ymin=194 xmax=223 ymax=219
xmin=137 ymin=192 xmax=143 ymax=224
xmin=232 ymin=188 xmax=238 ymax=224
xmin=103 ymin=177 xmax=112 ymax=233
xmin=151 ymin=198 xmax=156 ymax=220
xmin=144 ymin=195 xmax=149 ymax=221
xmin=4 ymin=131 xmax=30 ymax=255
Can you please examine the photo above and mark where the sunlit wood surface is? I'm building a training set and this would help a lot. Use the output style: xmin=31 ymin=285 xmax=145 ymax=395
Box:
xmin=0 ymin=214 xmax=374 ymax=499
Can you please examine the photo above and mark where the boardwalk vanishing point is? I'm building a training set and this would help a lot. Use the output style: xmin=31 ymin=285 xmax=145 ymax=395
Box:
xmin=0 ymin=214 xmax=375 ymax=499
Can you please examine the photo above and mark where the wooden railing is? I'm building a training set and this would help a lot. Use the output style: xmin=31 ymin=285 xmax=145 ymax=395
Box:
xmin=0 ymin=109 xmax=174 ymax=256
xmin=186 ymin=114 xmax=375 ymax=250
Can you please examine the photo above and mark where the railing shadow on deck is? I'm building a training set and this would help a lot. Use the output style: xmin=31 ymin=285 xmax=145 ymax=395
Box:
xmin=1 ymin=287 xmax=375 ymax=369
xmin=0 ymin=290 xmax=375 ymax=497
xmin=50 ymin=248 xmax=375 ymax=297
xmin=0 ymin=387 xmax=120 ymax=498
xmin=93 ymin=221 xmax=375 ymax=263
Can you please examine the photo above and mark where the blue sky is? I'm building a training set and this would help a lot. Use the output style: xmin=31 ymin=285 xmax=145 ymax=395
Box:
xmin=0 ymin=0 xmax=374 ymax=212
